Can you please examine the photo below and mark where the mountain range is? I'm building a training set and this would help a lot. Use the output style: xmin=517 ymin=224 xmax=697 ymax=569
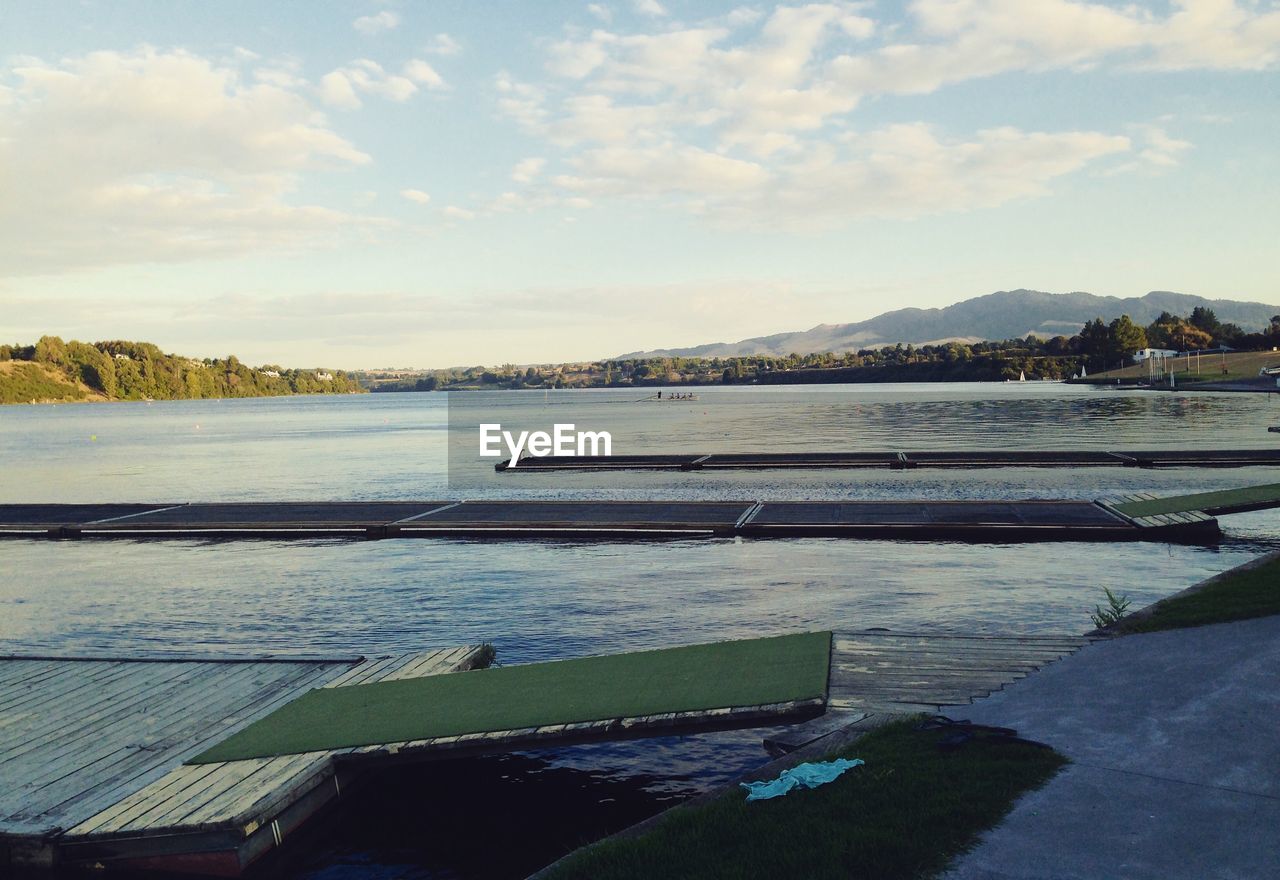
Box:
xmin=618 ymin=290 xmax=1280 ymax=359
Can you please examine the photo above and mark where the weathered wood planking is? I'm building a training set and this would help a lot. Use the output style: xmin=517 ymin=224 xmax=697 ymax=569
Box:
xmin=0 ymin=643 xmax=485 ymax=876
xmin=825 ymin=630 xmax=1093 ymax=713
xmin=58 ymin=647 xmax=485 ymax=843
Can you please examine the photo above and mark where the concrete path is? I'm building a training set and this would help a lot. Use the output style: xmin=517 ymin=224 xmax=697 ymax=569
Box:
xmin=942 ymin=615 xmax=1280 ymax=880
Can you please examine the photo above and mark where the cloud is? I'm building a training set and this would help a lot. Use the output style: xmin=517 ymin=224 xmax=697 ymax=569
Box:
xmin=587 ymin=4 xmax=613 ymax=23
xmin=632 ymin=0 xmax=668 ymax=16
xmin=511 ymin=157 xmax=547 ymax=183
xmin=320 ymin=58 xmax=443 ymax=109
xmin=487 ymin=0 xmax=1275 ymax=226
xmin=443 ymin=205 xmax=477 ymax=220
xmin=0 ymin=48 xmax=382 ymax=276
xmin=425 ymin=33 xmax=463 ymax=55
xmin=403 ymin=59 xmax=446 ymax=88
xmin=552 ymin=124 xmax=1129 ymax=226
xmin=1104 ymin=123 xmax=1194 ymax=175
xmin=353 ymin=11 xmax=400 ymax=35
xmin=400 ymin=189 xmax=432 ymax=204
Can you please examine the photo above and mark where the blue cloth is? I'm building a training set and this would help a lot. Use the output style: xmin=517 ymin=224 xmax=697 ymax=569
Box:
xmin=739 ymin=758 xmax=865 ymax=801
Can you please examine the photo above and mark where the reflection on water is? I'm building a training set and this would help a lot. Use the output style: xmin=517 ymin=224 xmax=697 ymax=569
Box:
xmin=4 ymin=385 xmax=1280 ymax=878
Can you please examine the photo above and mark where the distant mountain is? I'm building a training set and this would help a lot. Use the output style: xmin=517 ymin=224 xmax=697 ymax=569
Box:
xmin=618 ymin=290 xmax=1280 ymax=359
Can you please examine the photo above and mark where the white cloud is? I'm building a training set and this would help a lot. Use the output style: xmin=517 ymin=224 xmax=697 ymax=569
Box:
xmin=425 ymin=33 xmax=463 ymax=55
xmin=494 ymin=71 xmax=547 ymax=130
xmin=632 ymin=0 xmax=668 ymax=16
xmin=551 ymin=124 xmax=1129 ymax=226
xmin=320 ymin=59 xmax=440 ymax=109
xmin=511 ymin=157 xmax=547 ymax=183
xmin=587 ymin=4 xmax=613 ymax=23
xmin=443 ymin=205 xmax=477 ymax=220
xmin=488 ymin=0 xmax=1275 ymax=226
xmin=353 ymin=11 xmax=400 ymax=35
xmin=0 ymin=48 xmax=381 ymax=276
xmin=403 ymin=59 xmax=446 ymax=88
xmin=1105 ymin=123 xmax=1194 ymax=175
xmin=401 ymin=189 xmax=432 ymax=204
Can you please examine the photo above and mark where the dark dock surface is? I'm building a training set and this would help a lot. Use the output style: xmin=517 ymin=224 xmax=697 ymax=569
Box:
xmin=0 ymin=498 xmax=1224 ymax=542
xmin=496 ymin=448 xmax=1280 ymax=472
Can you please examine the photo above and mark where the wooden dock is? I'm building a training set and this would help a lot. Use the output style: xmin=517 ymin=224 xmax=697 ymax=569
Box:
xmin=0 ymin=629 xmax=1101 ymax=874
xmin=0 ymin=640 xmax=825 ymax=875
xmin=0 ymin=647 xmax=486 ymax=875
xmin=495 ymin=448 xmax=1280 ymax=472
xmin=764 ymin=629 xmax=1093 ymax=755
xmin=0 ymin=499 xmax=1222 ymax=543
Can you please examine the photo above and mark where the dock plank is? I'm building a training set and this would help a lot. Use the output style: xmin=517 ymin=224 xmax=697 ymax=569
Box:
xmin=56 ymin=646 xmax=485 ymax=848
xmin=824 ymin=630 xmax=1089 ymax=714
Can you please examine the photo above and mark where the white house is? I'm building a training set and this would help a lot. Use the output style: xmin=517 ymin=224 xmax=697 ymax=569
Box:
xmin=1132 ymin=348 xmax=1178 ymax=363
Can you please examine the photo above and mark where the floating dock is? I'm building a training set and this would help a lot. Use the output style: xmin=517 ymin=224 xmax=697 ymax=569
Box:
xmin=1 ymin=630 xmax=1095 ymax=875
xmin=0 ymin=646 xmax=487 ymax=874
xmin=0 ymin=498 xmax=1225 ymax=542
xmin=495 ymin=448 xmax=1280 ymax=472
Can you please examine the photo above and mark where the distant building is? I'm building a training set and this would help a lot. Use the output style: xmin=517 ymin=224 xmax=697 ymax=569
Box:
xmin=261 ymin=370 xmax=280 ymax=378
xmin=113 ymin=353 xmax=131 ymax=361
xmin=1132 ymin=348 xmax=1177 ymax=363
xmin=316 ymin=372 xmax=334 ymax=380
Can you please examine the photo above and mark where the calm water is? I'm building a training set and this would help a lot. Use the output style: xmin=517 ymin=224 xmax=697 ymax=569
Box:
xmin=3 ymin=384 xmax=1280 ymax=878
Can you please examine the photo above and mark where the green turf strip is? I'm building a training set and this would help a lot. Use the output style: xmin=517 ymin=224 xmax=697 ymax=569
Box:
xmin=1113 ymin=482 xmax=1280 ymax=518
xmin=189 ymin=632 xmax=832 ymax=764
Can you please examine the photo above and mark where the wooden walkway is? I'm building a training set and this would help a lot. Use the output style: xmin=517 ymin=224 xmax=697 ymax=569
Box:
xmin=0 ymin=646 xmax=485 ymax=874
xmin=0 ymin=499 xmax=1221 ymax=543
xmin=496 ymin=448 xmax=1280 ymax=472
xmin=765 ymin=630 xmax=1093 ymax=754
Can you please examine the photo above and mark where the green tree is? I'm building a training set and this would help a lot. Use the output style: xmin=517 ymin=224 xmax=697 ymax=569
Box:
xmin=1109 ymin=315 xmax=1148 ymax=361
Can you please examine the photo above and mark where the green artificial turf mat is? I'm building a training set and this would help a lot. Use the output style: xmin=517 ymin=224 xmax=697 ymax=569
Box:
xmin=1114 ymin=482 xmax=1280 ymax=518
xmin=189 ymin=631 xmax=832 ymax=763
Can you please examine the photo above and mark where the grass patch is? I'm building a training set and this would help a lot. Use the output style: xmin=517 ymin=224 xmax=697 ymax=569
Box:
xmin=1115 ymin=555 xmax=1280 ymax=634
xmin=542 ymin=719 xmax=1066 ymax=880
xmin=191 ymin=632 xmax=831 ymax=763
xmin=1113 ymin=483 xmax=1280 ymax=518
xmin=0 ymin=361 xmax=86 ymax=404
xmin=1085 ymin=349 xmax=1280 ymax=384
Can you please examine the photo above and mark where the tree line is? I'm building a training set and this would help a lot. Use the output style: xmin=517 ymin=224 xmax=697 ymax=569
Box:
xmin=367 ymin=306 xmax=1280 ymax=391
xmin=1 ymin=336 xmax=362 ymax=401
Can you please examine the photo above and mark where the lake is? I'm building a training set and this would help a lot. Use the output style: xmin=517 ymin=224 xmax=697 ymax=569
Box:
xmin=2 ymin=383 xmax=1279 ymax=878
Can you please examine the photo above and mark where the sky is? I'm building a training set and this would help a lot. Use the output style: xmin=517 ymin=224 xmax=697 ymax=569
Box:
xmin=1 ymin=0 xmax=1278 ymax=368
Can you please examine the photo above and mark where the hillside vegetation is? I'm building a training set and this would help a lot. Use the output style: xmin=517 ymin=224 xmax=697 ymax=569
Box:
xmin=371 ymin=306 xmax=1280 ymax=391
xmin=1 ymin=336 xmax=363 ymax=404
xmin=620 ymin=290 xmax=1280 ymax=359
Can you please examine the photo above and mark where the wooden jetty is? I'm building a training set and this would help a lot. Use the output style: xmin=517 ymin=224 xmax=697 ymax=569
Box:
xmin=764 ymin=629 xmax=1093 ymax=755
xmin=0 ymin=647 xmax=486 ymax=875
xmin=495 ymin=448 xmax=1280 ymax=472
xmin=0 ymin=639 xmax=824 ymax=875
xmin=0 ymin=498 xmax=1224 ymax=543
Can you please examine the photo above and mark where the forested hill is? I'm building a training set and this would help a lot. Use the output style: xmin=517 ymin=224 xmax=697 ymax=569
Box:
xmin=620 ymin=290 xmax=1280 ymax=358
xmin=0 ymin=336 xmax=363 ymax=404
